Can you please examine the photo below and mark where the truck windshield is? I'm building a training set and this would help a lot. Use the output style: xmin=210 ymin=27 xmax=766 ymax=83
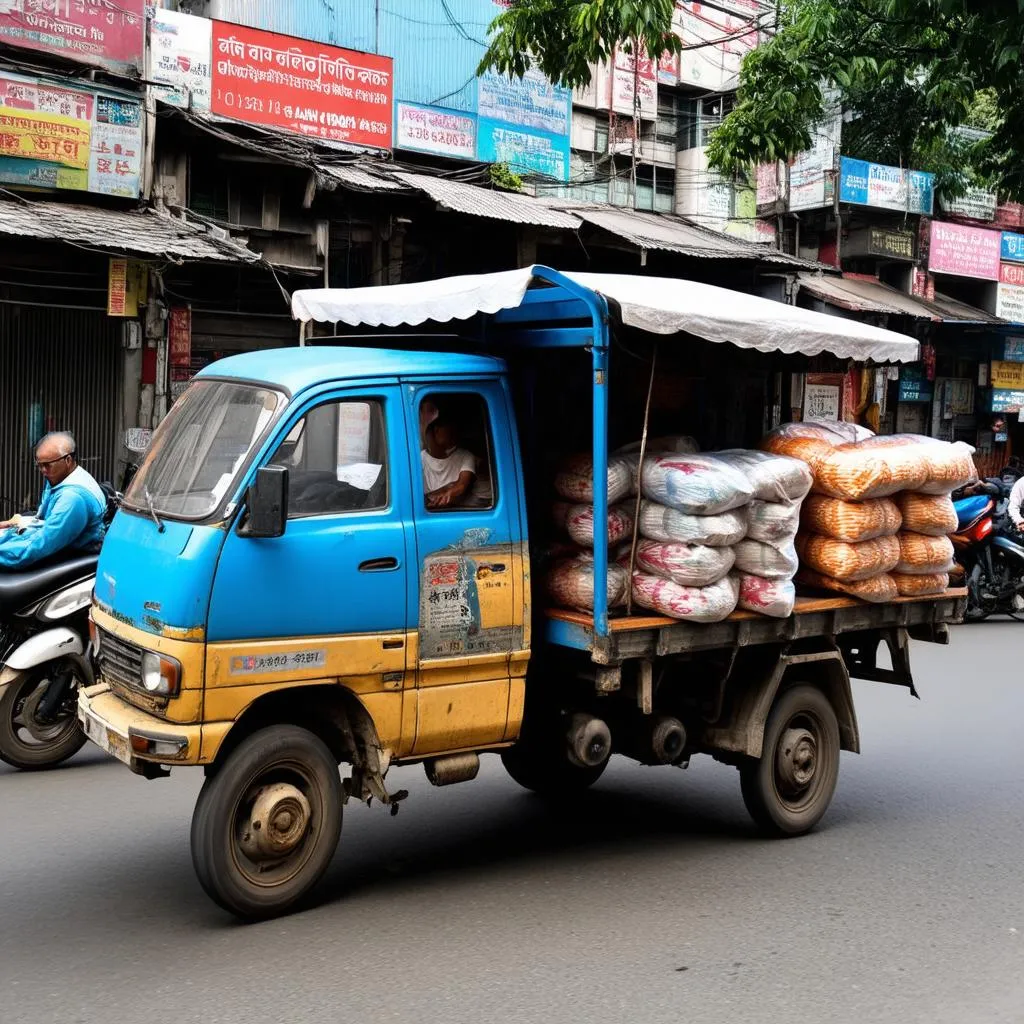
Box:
xmin=125 ymin=380 xmax=284 ymax=520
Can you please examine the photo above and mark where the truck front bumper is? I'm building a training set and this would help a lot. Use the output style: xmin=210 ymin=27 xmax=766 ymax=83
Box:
xmin=78 ymin=683 xmax=201 ymax=775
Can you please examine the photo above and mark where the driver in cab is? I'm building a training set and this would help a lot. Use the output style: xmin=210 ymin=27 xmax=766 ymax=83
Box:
xmin=421 ymin=419 xmax=475 ymax=509
xmin=0 ymin=432 xmax=106 ymax=570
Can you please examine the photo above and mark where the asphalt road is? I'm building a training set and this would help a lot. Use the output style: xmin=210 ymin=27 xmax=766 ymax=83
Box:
xmin=2 ymin=622 xmax=1023 ymax=1024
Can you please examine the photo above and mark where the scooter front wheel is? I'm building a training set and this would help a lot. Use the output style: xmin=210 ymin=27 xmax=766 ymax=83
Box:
xmin=0 ymin=656 xmax=89 ymax=770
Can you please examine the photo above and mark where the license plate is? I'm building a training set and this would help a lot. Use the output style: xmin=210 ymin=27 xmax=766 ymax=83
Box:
xmin=82 ymin=709 xmax=131 ymax=767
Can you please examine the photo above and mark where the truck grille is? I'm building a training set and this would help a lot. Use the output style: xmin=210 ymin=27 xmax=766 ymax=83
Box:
xmin=96 ymin=628 xmax=143 ymax=689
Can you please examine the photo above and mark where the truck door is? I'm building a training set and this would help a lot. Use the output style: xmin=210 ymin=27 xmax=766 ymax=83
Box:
xmin=405 ymin=381 xmax=525 ymax=755
xmin=206 ymin=386 xmax=413 ymax=754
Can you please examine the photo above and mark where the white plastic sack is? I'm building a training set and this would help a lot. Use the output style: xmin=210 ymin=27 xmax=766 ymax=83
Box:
xmin=555 ymin=453 xmax=634 ymax=505
xmin=733 ymin=537 xmax=799 ymax=580
xmin=545 ymin=557 xmax=629 ymax=612
xmin=631 ymin=572 xmax=739 ymax=623
xmin=635 ymin=538 xmax=735 ymax=587
xmin=734 ymin=572 xmax=796 ymax=618
xmin=641 ymin=453 xmax=754 ymax=515
xmin=638 ymin=501 xmax=747 ymax=546
xmin=713 ymin=450 xmax=813 ymax=503
xmin=562 ymin=502 xmax=636 ymax=548
xmin=746 ymin=499 xmax=801 ymax=544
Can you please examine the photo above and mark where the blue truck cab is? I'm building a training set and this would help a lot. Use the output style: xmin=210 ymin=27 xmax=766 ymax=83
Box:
xmin=78 ymin=267 xmax=965 ymax=919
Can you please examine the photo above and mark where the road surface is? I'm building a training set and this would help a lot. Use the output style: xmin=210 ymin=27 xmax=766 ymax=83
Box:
xmin=2 ymin=622 xmax=1022 ymax=1024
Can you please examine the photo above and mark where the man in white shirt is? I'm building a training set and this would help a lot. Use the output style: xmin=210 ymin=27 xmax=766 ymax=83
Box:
xmin=1007 ymin=475 xmax=1024 ymax=531
xmin=421 ymin=420 xmax=476 ymax=509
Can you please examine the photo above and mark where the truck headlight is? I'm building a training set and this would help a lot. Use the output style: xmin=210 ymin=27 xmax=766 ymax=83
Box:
xmin=140 ymin=651 xmax=181 ymax=696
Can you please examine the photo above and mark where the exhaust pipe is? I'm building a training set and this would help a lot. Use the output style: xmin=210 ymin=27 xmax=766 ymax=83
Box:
xmin=425 ymin=752 xmax=480 ymax=787
xmin=565 ymin=713 xmax=612 ymax=768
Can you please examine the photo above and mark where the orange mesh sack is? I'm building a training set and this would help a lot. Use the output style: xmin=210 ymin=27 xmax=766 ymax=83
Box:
xmin=635 ymin=538 xmax=735 ymax=587
xmin=895 ymin=532 xmax=955 ymax=574
xmin=895 ymin=492 xmax=959 ymax=537
xmin=800 ymin=495 xmax=902 ymax=542
xmin=564 ymin=502 xmax=635 ymax=548
xmin=545 ymin=557 xmax=628 ymax=611
xmin=761 ymin=433 xmax=837 ymax=474
xmin=631 ymin=572 xmax=739 ymax=623
xmin=892 ymin=571 xmax=950 ymax=596
xmin=795 ymin=533 xmax=900 ymax=582
xmin=555 ymin=453 xmax=635 ymax=505
xmin=638 ymin=501 xmax=747 ymax=546
xmin=796 ymin=568 xmax=899 ymax=604
xmin=847 ymin=435 xmax=976 ymax=495
xmin=813 ymin=445 xmax=900 ymax=499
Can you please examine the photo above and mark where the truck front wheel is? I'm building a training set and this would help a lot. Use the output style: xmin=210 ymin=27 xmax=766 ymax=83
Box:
xmin=190 ymin=725 xmax=342 ymax=919
xmin=739 ymin=684 xmax=840 ymax=837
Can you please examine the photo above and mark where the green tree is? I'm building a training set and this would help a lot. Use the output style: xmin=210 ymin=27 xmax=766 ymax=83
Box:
xmin=706 ymin=0 xmax=1022 ymax=198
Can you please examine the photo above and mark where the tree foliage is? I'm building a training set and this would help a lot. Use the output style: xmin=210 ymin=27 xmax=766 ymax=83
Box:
xmin=706 ymin=0 xmax=1024 ymax=199
xmin=477 ymin=0 xmax=680 ymax=88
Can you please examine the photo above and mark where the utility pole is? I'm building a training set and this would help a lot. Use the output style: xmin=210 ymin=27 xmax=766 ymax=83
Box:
xmin=631 ymin=38 xmax=640 ymax=210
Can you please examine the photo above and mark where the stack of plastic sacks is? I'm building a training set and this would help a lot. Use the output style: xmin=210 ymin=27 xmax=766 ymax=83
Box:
xmin=764 ymin=423 xmax=971 ymax=602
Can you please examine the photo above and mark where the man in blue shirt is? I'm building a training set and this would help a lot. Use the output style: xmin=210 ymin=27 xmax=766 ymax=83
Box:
xmin=0 ymin=432 xmax=107 ymax=570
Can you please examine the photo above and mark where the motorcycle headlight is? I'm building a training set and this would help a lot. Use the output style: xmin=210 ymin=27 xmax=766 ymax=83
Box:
xmin=39 ymin=578 xmax=94 ymax=621
xmin=140 ymin=651 xmax=181 ymax=696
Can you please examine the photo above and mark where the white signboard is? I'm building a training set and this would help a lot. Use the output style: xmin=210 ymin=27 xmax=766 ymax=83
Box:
xmin=395 ymin=102 xmax=475 ymax=160
xmin=148 ymin=9 xmax=212 ymax=111
xmin=941 ymin=187 xmax=998 ymax=222
xmin=804 ymin=384 xmax=841 ymax=422
xmin=997 ymin=282 xmax=1024 ymax=324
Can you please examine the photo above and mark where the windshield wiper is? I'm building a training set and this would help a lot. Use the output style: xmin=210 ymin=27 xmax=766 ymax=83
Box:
xmin=144 ymin=487 xmax=166 ymax=534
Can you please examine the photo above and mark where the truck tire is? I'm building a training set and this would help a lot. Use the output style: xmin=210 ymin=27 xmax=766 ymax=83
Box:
xmin=501 ymin=737 xmax=607 ymax=797
xmin=739 ymin=684 xmax=840 ymax=837
xmin=190 ymin=725 xmax=342 ymax=920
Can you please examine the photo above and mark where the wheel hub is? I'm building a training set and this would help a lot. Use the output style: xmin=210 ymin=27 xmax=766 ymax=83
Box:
xmin=17 ymin=682 xmax=65 ymax=743
xmin=240 ymin=783 xmax=311 ymax=861
xmin=776 ymin=726 xmax=817 ymax=793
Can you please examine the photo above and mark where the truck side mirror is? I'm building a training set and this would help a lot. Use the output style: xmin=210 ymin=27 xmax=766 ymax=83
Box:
xmin=241 ymin=465 xmax=288 ymax=538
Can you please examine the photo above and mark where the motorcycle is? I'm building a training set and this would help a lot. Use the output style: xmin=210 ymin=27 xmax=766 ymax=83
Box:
xmin=0 ymin=484 xmax=119 ymax=770
xmin=952 ymin=479 xmax=1024 ymax=622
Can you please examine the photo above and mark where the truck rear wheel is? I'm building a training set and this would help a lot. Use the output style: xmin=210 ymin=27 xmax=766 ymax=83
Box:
xmin=739 ymin=684 xmax=840 ymax=837
xmin=501 ymin=737 xmax=607 ymax=797
xmin=190 ymin=725 xmax=342 ymax=920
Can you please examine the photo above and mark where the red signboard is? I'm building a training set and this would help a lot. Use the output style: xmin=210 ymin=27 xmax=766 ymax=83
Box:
xmin=0 ymin=0 xmax=145 ymax=71
xmin=168 ymin=307 xmax=191 ymax=369
xmin=1001 ymin=263 xmax=1024 ymax=287
xmin=211 ymin=21 xmax=392 ymax=150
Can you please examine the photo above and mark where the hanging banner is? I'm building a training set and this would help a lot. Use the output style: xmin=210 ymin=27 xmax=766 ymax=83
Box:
xmin=928 ymin=221 xmax=1002 ymax=280
xmin=168 ymin=307 xmax=192 ymax=368
xmin=395 ymin=102 xmax=475 ymax=160
xmin=211 ymin=21 xmax=393 ymax=150
xmin=0 ymin=0 xmax=145 ymax=73
xmin=107 ymin=259 xmax=128 ymax=317
xmin=0 ymin=72 xmax=141 ymax=196
xmin=148 ymin=9 xmax=213 ymax=112
xmin=838 ymin=157 xmax=934 ymax=215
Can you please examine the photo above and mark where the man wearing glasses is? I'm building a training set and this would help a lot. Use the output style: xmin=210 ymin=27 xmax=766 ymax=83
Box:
xmin=0 ymin=432 xmax=106 ymax=570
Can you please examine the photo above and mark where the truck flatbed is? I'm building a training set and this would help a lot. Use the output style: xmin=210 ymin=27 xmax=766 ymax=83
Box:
xmin=545 ymin=588 xmax=968 ymax=664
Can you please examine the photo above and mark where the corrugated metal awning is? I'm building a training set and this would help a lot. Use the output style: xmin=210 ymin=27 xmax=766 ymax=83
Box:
xmin=563 ymin=205 xmax=831 ymax=270
xmin=319 ymin=163 xmax=407 ymax=192
xmin=797 ymin=273 xmax=1004 ymax=324
xmin=0 ymin=197 xmax=260 ymax=263
xmin=390 ymin=171 xmax=583 ymax=229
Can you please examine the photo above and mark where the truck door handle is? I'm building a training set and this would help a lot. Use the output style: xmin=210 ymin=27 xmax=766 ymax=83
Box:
xmin=359 ymin=556 xmax=399 ymax=572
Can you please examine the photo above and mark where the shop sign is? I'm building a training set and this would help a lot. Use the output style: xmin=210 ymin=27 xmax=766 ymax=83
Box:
xmin=477 ymin=65 xmax=570 ymax=138
xmin=804 ymin=372 xmax=844 ymax=421
xmin=168 ymin=307 xmax=192 ymax=369
xmin=991 ymin=388 xmax=1024 ymax=413
xmin=899 ymin=365 xmax=933 ymax=403
xmin=477 ymin=120 xmax=569 ymax=181
xmin=0 ymin=0 xmax=144 ymax=73
xmin=850 ymin=226 xmax=916 ymax=261
xmin=148 ymin=9 xmax=212 ymax=112
xmin=106 ymin=258 xmax=145 ymax=317
xmin=990 ymin=360 xmax=1024 ymax=389
xmin=607 ymin=48 xmax=657 ymax=119
xmin=839 ymin=157 xmax=934 ymax=215
xmin=395 ymin=102 xmax=475 ymax=160
xmin=788 ymin=107 xmax=840 ymax=212
xmin=997 ymin=281 xmax=1024 ymax=323
xmin=674 ymin=0 xmax=760 ymax=92
xmin=941 ymin=187 xmax=997 ymax=222
xmin=1003 ymin=337 xmax=1024 ymax=362
xmin=1001 ymin=231 xmax=1024 ymax=263
xmin=211 ymin=22 xmax=393 ymax=150
xmin=756 ymin=161 xmax=785 ymax=209
xmin=0 ymin=72 xmax=141 ymax=197
xmin=928 ymin=221 xmax=1001 ymax=280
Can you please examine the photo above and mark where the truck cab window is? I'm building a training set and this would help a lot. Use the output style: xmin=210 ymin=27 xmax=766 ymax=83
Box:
xmin=419 ymin=393 xmax=496 ymax=511
xmin=270 ymin=399 xmax=388 ymax=517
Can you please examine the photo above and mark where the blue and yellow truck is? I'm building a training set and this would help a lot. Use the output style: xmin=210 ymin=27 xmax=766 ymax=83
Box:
xmin=78 ymin=268 xmax=965 ymax=918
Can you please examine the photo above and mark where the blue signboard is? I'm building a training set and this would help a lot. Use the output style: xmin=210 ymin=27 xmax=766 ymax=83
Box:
xmin=899 ymin=366 xmax=933 ymax=403
xmin=839 ymin=157 xmax=934 ymax=215
xmin=477 ymin=118 xmax=570 ymax=182
xmin=991 ymin=388 xmax=1024 ymax=413
xmin=1005 ymin=338 xmax=1024 ymax=362
xmin=1002 ymin=231 xmax=1024 ymax=263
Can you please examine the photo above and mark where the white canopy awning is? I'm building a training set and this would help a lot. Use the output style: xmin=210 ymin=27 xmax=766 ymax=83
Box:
xmin=292 ymin=267 xmax=921 ymax=363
